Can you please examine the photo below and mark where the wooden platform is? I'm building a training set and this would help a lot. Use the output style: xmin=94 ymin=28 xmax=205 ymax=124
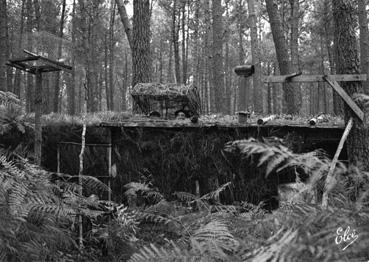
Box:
xmin=100 ymin=119 xmax=344 ymax=129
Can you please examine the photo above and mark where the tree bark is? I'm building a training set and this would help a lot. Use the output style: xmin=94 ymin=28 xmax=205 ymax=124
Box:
xmin=132 ymin=0 xmax=151 ymax=88
xmin=172 ymin=0 xmax=181 ymax=83
xmin=67 ymin=0 xmax=76 ymax=115
xmin=237 ymin=0 xmax=247 ymax=111
xmin=212 ymin=0 xmax=224 ymax=113
xmin=358 ymin=0 xmax=369 ymax=94
xmin=53 ymin=0 xmax=66 ymax=113
xmin=248 ymin=0 xmax=262 ymax=114
xmin=0 ymin=0 xmax=9 ymax=91
xmin=115 ymin=0 xmax=132 ymax=49
xmin=181 ymin=1 xmax=186 ymax=84
xmin=333 ymin=0 xmax=369 ymax=171
xmin=25 ymin=0 xmax=34 ymax=113
xmin=13 ymin=0 xmax=25 ymax=97
xmin=108 ymin=0 xmax=116 ymax=111
xmin=265 ymin=0 xmax=296 ymax=114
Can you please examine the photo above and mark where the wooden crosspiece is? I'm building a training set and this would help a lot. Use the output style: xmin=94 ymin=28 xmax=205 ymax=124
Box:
xmin=6 ymin=50 xmax=73 ymax=165
xmin=235 ymin=65 xmax=367 ymax=208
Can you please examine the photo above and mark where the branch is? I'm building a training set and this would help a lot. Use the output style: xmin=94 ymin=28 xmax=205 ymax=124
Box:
xmin=115 ymin=0 xmax=133 ymax=49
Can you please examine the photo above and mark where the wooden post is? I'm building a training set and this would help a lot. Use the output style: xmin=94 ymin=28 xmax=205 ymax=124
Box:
xmin=321 ymin=117 xmax=354 ymax=209
xmin=108 ymin=129 xmax=112 ymax=202
xmin=57 ymin=144 xmax=60 ymax=173
xmin=34 ymin=69 xmax=43 ymax=166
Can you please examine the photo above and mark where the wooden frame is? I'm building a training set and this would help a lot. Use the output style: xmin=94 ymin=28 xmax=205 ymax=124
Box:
xmin=7 ymin=50 xmax=73 ymax=165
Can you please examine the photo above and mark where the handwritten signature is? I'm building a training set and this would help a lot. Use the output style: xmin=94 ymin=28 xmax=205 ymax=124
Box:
xmin=335 ymin=226 xmax=359 ymax=251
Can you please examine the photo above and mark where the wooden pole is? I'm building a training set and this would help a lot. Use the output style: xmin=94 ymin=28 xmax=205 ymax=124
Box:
xmin=57 ymin=144 xmax=60 ymax=173
xmin=34 ymin=70 xmax=43 ymax=166
xmin=321 ymin=117 xmax=354 ymax=209
xmin=108 ymin=130 xmax=112 ymax=203
xmin=78 ymin=78 xmax=87 ymax=251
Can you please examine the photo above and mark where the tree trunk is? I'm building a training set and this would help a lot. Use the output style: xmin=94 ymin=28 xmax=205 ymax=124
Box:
xmin=212 ymin=0 xmax=224 ymax=113
xmin=167 ymin=40 xmax=174 ymax=82
xmin=289 ymin=0 xmax=301 ymax=113
xmin=224 ymin=0 xmax=231 ymax=114
xmin=237 ymin=0 xmax=247 ymax=111
xmin=67 ymin=0 xmax=76 ymax=115
xmin=0 ymin=0 xmax=9 ymax=91
xmin=53 ymin=0 xmax=66 ymax=113
xmin=181 ymin=2 xmax=186 ymax=84
xmin=265 ymin=0 xmax=296 ymax=114
xmin=333 ymin=0 xmax=369 ymax=171
xmin=248 ymin=0 xmax=262 ymax=114
xmin=104 ymin=33 xmax=110 ymax=110
xmin=13 ymin=0 xmax=25 ymax=97
xmin=132 ymin=0 xmax=151 ymax=88
xmin=115 ymin=0 xmax=132 ymax=49
xmin=172 ymin=0 xmax=181 ymax=84
xmin=25 ymin=0 xmax=34 ymax=113
xmin=109 ymin=0 xmax=115 ymax=110
xmin=358 ymin=0 xmax=369 ymax=94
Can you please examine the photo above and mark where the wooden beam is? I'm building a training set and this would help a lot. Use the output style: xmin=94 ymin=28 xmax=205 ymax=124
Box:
xmin=6 ymin=62 xmax=36 ymax=74
xmin=322 ymin=117 xmax=354 ymax=209
xmin=9 ymin=56 xmax=41 ymax=63
xmin=23 ymin=49 xmax=73 ymax=72
xmin=324 ymin=76 xmax=364 ymax=121
xmin=262 ymin=74 xmax=367 ymax=83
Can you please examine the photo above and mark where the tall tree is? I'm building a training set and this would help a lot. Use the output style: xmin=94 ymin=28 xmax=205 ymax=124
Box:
xmin=0 ymin=0 xmax=9 ymax=91
xmin=13 ymin=0 xmax=26 ymax=97
xmin=53 ymin=0 xmax=66 ymax=112
xmin=211 ymin=0 xmax=224 ymax=113
xmin=265 ymin=0 xmax=297 ymax=114
xmin=132 ymin=0 xmax=151 ymax=87
xmin=115 ymin=0 xmax=151 ymax=88
xmin=237 ymin=0 xmax=247 ymax=111
xmin=333 ymin=0 xmax=369 ymax=170
xmin=172 ymin=0 xmax=180 ymax=83
xmin=358 ymin=0 xmax=369 ymax=94
xmin=248 ymin=0 xmax=262 ymax=113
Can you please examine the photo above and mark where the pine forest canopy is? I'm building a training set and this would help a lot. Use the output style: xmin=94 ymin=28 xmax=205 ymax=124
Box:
xmin=0 ymin=0 xmax=368 ymax=117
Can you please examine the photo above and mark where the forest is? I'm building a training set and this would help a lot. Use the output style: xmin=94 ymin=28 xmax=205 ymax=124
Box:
xmin=1 ymin=0 xmax=369 ymax=261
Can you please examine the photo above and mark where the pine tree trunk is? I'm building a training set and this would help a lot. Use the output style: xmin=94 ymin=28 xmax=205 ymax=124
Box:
xmin=181 ymin=2 xmax=186 ymax=84
xmin=67 ymin=0 xmax=76 ymax=115
xmin=132 ymin=0 xmax=151 ymax=88
xmin=172 ymin=0 xmax=181 ymax=84
xmin=237 ymin=0 xmax=247 ymax=111
xmin=248 ymin=0 xmax=262 ymax=114
xmin=167 ymin=40 xmax=174 ymax=82
xmin=0 ymin=0 xmax=9 ymax=91
xmin=108 ymin=0 xmax=115 ymax=110
xmin=358 ymin=0 xmax=369 ymax=94
xmin=289 ymin=0 xmax=301 ymax=113
xmin=265 ymin=0 xmax=296 ymax=114
xmin=211 ymin=0 xmax=224 ymax=113
xmin=333 ymin=0 xmax=369 ymax=171
xmin=53 ymin=0 xmax=66 ymax=113
xmin=115 ymin=0 xmax=132 ymax=49
xmin=13 ymin=0 xmax=25 ymax=97
xmin=25 ymin=0 xmax=34 ymax=113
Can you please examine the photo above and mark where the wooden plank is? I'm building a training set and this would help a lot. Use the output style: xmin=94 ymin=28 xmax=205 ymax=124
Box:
xmin=23 ymin=49 xmax=73 ymax=72
xmin=262 ymin=74 xmax=367 ymax=83
xmin=6 ymin=62 xmax=36 ymax=74
xmin=322 ymin=117 xmax=353 ymax=209
xmin=9 ymin=56 xmax=41 ymax=63
xmin=324 ymin=76 xmax=364 ymax=121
